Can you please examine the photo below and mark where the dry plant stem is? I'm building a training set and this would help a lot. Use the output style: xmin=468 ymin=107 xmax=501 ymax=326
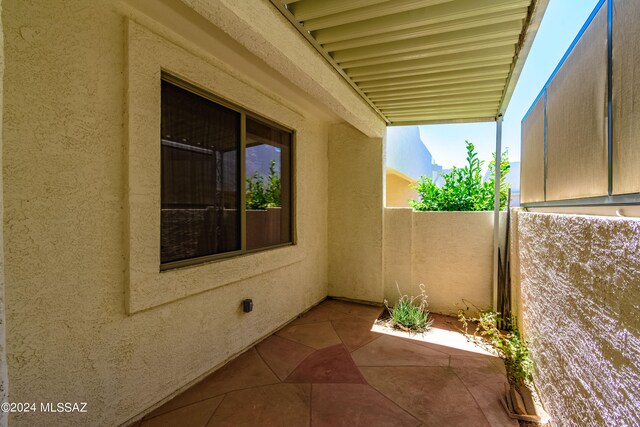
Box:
xmin=457 ymin=300 xmax=533 ymax=385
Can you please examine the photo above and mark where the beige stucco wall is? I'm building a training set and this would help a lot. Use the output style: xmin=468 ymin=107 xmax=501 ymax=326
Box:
xmin=511 ymin=211 xmax=640 ymax=426
xmin=178 ymin=0 xmax=385 ymax=139
xmin=383 ymin=208 xmax=413 ymax=304
xmin=328 ymin=123 xmax=384 ymax=303
xmin=384 ymin=209 xmax=506 ymax=316
xmin=385 ymin=171 xmax=418 ymax=208
xmin=0 ymin=0 xmax=394 ymax=424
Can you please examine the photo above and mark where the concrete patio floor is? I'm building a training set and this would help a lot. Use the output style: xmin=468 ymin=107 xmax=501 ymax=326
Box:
xmin=132 ymin=299 xmax=517 ymax=427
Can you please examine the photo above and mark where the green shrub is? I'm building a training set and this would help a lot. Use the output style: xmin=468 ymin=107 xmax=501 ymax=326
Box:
xmin=409 ymin=141 xmax=510 ymax=211
xmin=384 ymin=284 xmax=433 ymax=333
xmin=246 ymin=159 xmax=281 ymax=209
xmin=458 ymin=309 xmax=533 ymax=384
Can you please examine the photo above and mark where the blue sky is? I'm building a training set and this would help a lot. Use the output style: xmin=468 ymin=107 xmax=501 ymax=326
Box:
xmin=417 ymin=0 xmax=601 ymax=169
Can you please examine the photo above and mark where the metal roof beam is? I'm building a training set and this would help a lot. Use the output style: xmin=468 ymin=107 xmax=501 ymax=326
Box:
xmin=387 ymin=111 xmax=497 ymax=122
xmin=332 ymin=20 xmax=523 ymax=64
xmin=323 ymin=8 xmax=528 ymax=51
xmin=314 ymin=0 xmax=530 ymax=44
xmin=389 ymin=117 xmax=496 ymax=126
xmin=362 ymin=74 xmax=509 ymax=94
xmin=375 ymin=95 xmax=503 ymax=109
xmin=369 ymin=81 xmax=506 ymax=101
xmin=301 ymin=0 xmax=454 ymax=31
xmin=340 ymin=36 xmax=518 ymax=68
xmin=384 ymin=104 xmax=500 ymax=117
xmin=368 ymin=79 xmax=506 ymax=99
xmin=351 ymin=58 xmax=514 ymax=83
xmin=373 ymin=89 xmax=504 ymax=105
xmin=378 ymin=96 xmax=503 ymax=110
xmin=358 ymin=64 xmax=510 ymax=91
xmin=286 ymin=0 xmax=389 ymax=21
xmin=346 ymin=45 xmax=515 ymax=78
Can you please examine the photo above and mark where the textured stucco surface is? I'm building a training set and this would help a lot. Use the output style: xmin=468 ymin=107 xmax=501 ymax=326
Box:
xmin=328 ymin=123 xmax=384 ymax=303
xmin=385 ymin=172 xmax=418 ymax=208
xmin=383 ymin=208 xmax=413 ymax=303
xmin=513 ymin=211 xmax=640 ymax=427
xmin=179 ymin=0 xmax=386 ymax=139
xmin=384 ymin=209 xmax=506 ymax=316
xmin=2 ymin=0 xmax=339 ymax=425
xmin=126 ymin=20 xmax=315 ymax=312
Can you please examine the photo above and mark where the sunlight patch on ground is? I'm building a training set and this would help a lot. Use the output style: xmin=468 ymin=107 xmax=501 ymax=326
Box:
xmin=370 ymin=322 xmax=497 ymax=357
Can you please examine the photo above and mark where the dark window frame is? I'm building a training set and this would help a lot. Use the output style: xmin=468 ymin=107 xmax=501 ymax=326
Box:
xmin=160 ymin=73 xmax=296 ymax=271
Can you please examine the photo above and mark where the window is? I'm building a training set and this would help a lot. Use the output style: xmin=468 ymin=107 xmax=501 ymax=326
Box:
xmin=160 ymin=77 xmax=293 ymax=268
xmin=245 ymin=117 xmax=292 ymax=250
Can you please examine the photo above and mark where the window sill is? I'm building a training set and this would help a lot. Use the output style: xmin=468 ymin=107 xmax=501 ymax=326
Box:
xmin=160 ymin=242 xmax=294 ymax=272
xmin=128 ymin=243 xmax=304 ymax=314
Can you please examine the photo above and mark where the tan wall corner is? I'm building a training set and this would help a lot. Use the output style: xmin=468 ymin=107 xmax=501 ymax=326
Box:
xmin=328 ymin=122 xmax=384 ymax=303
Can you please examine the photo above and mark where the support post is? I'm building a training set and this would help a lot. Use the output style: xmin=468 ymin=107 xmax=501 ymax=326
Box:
xmin=492 ymin=115 xmax=503 ymax=312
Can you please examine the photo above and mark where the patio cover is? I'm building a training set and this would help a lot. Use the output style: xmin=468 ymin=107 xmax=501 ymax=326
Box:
xmin=271 ymin=0 xmax=548 ymax=125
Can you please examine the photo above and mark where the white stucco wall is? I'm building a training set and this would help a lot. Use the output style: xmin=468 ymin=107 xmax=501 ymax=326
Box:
xmin=511 ymin=211 xmax=640 ymax=426
xmin=384 ymin=209 xmax=506 ymax=316
xmin=0 ymin=0 xmax=392 ymax=424
xmin=385 ymin=126 xmax=433 ymax=182
xmin=328 ymin=123 xmax=384 ymax=303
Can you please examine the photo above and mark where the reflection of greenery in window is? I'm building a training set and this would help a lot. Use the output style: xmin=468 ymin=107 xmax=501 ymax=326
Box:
xmin=246 ymin=159 xmax=281 ymax=209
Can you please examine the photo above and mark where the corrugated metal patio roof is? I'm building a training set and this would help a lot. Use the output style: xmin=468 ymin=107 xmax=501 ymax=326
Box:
xmin=271 ymin=0 xmax=548 ymax=125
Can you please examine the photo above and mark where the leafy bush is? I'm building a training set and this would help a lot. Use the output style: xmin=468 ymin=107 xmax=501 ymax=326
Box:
xmin=246 ymin=159 xmax=281 ymax=209
xmin=384 ymin=284 xmax=433 ymax=333
xmin=409 ymin=141 xmax=510 ymax=211
xmin=458 ymin=309 xmax=533 ymax=384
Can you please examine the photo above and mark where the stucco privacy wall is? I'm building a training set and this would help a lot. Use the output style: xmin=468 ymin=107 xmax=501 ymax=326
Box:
xmin=328 ymin=123 xmax=384 ymax=303
xmin=0 ymin=0 xmax=367 ymax=424
xmin=512 ymin=211 xmax=640 ymax=426
xmin=384 ymin=209 xmax=506 ymax=315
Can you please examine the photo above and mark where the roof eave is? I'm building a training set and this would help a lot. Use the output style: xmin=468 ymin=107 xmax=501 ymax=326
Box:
xmin=497 ymin=0 xmax=550 ymax=118
xmin=388 ymin=116 xmax=497 ymax=126
xmin=270 ymin=0 xmax=390 ymax=125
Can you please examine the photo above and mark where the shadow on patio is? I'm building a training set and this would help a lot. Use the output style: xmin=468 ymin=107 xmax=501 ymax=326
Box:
xmin=132 ymin=300 xmax=514 ymax=427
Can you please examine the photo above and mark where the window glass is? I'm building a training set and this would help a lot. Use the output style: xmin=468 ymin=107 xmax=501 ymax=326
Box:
xmin=245 ymin=117 xmax=292 ymax=250
xmin=160 ymin=80 xmax=241 ymax=264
